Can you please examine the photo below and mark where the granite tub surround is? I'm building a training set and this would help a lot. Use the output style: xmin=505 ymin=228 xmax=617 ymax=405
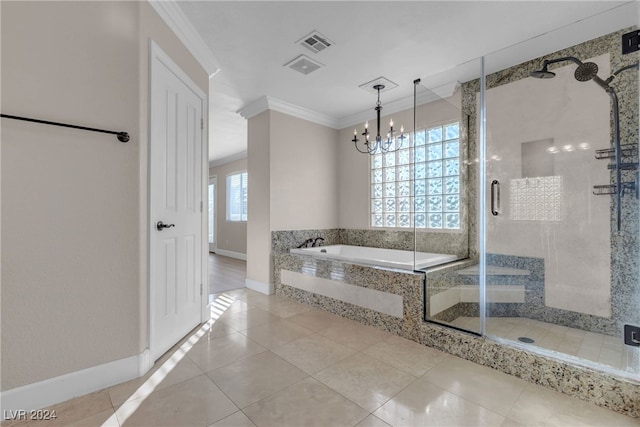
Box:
xmin=271 ymin=229 xmax=342 ymax=255
xmin=274 ymin=253 xmax=425 ymax=342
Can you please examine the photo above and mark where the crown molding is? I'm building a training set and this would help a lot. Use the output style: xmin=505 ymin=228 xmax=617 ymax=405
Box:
xmin=237 ymin=97 xmax=270 ymax=121
xmin=337 ymin=81 xmax=460 ymax=130
xmin=209 ymin=151 xmax=247 ymax=169
xmin=238 ymin=96 xmax=340 ymax=129
xmin=237 ymin=81 xmax=459 ymax=131
xmin=147 ymin=0 xmax=221 ymax=78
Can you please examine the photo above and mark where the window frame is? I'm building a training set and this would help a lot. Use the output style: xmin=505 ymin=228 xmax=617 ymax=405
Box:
xmin=226 ymin=171 xmax=248 ymax=222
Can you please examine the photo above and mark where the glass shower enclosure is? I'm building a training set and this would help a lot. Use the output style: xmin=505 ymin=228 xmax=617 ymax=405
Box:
xmin=420 ymin=2 xmax=640 ymax=378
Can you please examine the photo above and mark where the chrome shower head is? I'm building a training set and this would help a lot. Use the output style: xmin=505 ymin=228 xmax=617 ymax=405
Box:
xmin=529 ymin=64 xmax=555 ymax=79
xmin=574 ymin=62 xmax=599 ymax=82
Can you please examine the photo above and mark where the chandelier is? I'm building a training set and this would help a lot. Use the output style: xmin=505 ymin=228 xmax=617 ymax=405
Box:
xmin=352 ymin=84 xmax=405 ymax=154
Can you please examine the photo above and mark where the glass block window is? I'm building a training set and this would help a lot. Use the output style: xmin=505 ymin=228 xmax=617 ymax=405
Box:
xmin=371 ymin=122 xmax=460 ymax=229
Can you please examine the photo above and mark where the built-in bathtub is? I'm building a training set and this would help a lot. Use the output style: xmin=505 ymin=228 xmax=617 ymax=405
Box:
xmin=290 ymin=244 xmax=458 ymax=270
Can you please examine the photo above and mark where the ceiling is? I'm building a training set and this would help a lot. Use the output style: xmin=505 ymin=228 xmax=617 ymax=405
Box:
xmin=175 ymin=1 xmax=633 ymax=164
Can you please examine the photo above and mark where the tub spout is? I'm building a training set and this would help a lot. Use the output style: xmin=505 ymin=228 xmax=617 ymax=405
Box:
xmin=296 ymin=238 xmax=314 ymax=248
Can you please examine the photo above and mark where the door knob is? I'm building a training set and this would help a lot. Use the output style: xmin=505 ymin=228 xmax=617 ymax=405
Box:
xmin=156 ymin=221 xmax=175 ymax=231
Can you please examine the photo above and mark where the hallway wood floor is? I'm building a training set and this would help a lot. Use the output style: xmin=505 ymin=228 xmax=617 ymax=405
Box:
xmin=209 ymin=252 xmax=246 ymax=294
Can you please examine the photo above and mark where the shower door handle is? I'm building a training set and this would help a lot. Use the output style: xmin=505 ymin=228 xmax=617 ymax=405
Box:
xmin=491 ymin=180 xmax=500 ymax=216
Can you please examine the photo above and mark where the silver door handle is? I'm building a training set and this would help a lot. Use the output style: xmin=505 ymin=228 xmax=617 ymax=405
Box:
xmin=156 ymin=221 xmax=175 ymax=231
xmin=491 ymin=180 xmax=500 ymax=216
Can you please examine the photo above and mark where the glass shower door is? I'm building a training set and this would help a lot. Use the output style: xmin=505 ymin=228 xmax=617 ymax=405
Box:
xmin=417 ymin=59 xmax=482 ymax=334
xmin=482 ymin=6 xmax=640 ymax=375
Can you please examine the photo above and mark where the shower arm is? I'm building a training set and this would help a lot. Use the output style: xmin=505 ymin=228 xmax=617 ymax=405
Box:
xmin=541 ymin=56 xmax=610 ymax=90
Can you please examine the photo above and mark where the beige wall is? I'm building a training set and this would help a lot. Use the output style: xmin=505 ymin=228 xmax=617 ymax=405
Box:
xmin=210 ymin=157 xmax=248 ymax=255
xmin=270 ymin=111 xmax=339 ymax=231
xmin=246 ymin=110 xmax=338 ymax=288
xmin=246 ymin=111 xmax=271 ymax=286
xmin=338 ymin=92 xmax=462 ymax=229
xmin=1 ymin=1 xmax=207 ymax=391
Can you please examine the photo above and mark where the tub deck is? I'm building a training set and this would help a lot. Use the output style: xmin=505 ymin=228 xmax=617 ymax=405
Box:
xmin=290 ymin=244 xmax=459 ymax=270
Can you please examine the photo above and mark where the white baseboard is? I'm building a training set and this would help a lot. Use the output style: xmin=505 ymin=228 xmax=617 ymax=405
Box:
xmin=214 ymin=248 xmax=247 ymax=261
xmin=245 ymin=278 xmax=273 ymax=295
xmin=1 ymin=350 xmax=151 ymax=413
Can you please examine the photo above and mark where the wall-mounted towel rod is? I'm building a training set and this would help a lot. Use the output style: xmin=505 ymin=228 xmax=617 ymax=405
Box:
xmin=0 ymin=114 xmax=130 ymax=143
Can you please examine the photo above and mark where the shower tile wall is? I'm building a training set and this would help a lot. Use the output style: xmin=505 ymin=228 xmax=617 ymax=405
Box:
xmin=462 ymin=28 xmax=640 ymax=337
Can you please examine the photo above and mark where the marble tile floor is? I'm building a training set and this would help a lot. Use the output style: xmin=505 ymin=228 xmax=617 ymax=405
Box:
xmin=449 ymin=316 xmax=633 ymax=371
xmin=4 ymin=289 xmax=639 ymax=427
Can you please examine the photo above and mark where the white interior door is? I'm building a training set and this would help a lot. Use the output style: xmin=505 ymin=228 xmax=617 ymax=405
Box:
xmin=208 ymin=177 xmax=216 ymax=252
xmin=150 ymin=42 xmax=206 ymax=361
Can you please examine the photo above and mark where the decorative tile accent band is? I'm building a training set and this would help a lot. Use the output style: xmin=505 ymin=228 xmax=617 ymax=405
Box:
xmin=280 ymin=269 xmax=404 ymax=318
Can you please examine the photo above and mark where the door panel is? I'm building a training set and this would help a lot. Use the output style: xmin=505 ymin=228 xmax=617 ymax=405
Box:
xmin=162 ymin=238 xmax=177 ymax=316
xmin=150 ymin=43 xmax=204 ymax=361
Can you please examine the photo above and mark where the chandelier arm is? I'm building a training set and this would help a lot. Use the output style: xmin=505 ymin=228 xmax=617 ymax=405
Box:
xmin=354 ymin=140 xmax=372 ymax=154
xmin=354 ymin=137 xmax=378 ymax=154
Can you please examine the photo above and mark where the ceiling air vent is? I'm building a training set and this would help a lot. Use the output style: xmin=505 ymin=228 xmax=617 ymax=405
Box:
xmin=297 ymin=31 xmax=333 ymax=54
xmin=284 ymin=54 xmax=324 ymax=75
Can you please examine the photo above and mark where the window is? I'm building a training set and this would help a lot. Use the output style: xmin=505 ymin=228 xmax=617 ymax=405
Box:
xmin=371 ymin=122 xmax=460 ymax=229
xmin=226 ymin=172 xmax=248 ymax=222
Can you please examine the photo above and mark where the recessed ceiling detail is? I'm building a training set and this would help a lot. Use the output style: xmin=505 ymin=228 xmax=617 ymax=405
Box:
xmin=296 ymin=30 xmax=333 ymax=54
xmin=359 ymin=77 xmax=398 ymax=95
xmin=284 ymin=54 xmax=324 ymax=75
